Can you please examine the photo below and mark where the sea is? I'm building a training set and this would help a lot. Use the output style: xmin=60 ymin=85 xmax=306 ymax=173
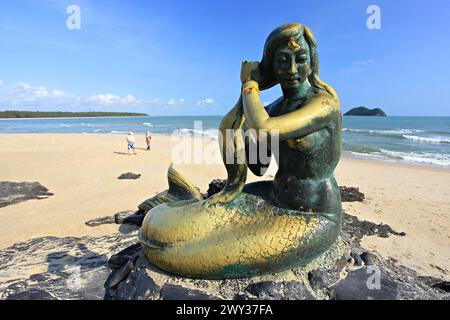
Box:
xmin=1 ymin=115 xmax=450 ymax=167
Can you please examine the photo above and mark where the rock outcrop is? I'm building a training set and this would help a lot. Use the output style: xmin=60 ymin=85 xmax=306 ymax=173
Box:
xmin=117 ymin=173 xmax=141 ymax=180
xmin=344 ymin=107 xmax=387 ymax=116
xmin=0 ymin=181 xmax=53 ymax=208
xmin=1 ymin=180 xmax=447 ymax=300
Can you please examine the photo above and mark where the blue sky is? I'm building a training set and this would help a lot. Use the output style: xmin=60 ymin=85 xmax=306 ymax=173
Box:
xmin=0 ymin=0 xmax=449 ymax=116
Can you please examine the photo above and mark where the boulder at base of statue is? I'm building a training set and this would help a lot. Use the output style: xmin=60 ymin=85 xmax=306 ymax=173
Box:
xmin=330 ymin=266 xmax=399 ymax=300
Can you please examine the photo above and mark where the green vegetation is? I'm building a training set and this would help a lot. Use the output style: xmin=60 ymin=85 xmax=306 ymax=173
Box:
xmin=0 ymin=110 xmax=148 ymax=118
xmin=344 ymin=107 xmax=387 ymax=116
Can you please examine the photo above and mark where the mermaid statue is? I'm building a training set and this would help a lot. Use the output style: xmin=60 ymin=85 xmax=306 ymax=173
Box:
xmin=139 ymin=23 xmax=342 ymax=279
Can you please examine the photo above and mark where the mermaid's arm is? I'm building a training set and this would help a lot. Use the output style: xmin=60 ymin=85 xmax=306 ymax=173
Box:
xmin=242 ymin=80 xmax=340 ymax=140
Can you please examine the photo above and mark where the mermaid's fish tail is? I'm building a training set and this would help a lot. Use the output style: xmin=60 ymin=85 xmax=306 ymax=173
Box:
xmin=138 ymin=164 xmax=203 ymax=213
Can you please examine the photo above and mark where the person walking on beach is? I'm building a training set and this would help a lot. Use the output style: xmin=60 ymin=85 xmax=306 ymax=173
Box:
xmin=145 ymin=131 xmax=152 ymax=150
xmin=126 ymin=131 xmax=137 ymax=155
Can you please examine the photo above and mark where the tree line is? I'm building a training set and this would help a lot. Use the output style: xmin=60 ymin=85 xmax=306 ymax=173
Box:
xmin=0 ymin=110 xmax=148 ymax=118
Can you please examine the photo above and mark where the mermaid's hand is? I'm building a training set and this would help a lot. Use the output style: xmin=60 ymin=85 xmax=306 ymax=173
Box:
xmin=240 ymin=61 xmax=260 ymax=84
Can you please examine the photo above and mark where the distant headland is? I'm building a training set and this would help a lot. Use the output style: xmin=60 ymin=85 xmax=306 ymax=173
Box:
xmin=0 ymin=110 xmax=149 ymax=119
xmin=344 ymin=107 xmax=387 ymax=116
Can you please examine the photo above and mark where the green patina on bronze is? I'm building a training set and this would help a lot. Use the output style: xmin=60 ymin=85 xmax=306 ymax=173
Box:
xmin=138 ymin=22 xmax=343 ymax=279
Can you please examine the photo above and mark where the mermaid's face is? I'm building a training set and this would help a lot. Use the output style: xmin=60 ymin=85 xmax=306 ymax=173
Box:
xmin=272 ymin=35 xmax=311 ymax=90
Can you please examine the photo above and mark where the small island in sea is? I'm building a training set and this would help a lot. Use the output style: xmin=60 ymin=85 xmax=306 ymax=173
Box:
xmin=0 ymin=110 xmax=148 ymax=119
xmin=344 ymin=106 xmax=387 ymax=116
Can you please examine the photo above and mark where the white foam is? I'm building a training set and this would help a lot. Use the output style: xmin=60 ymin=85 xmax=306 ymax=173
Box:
xmin=174 ymin=128 xmax=219 ymax=140
xmin=346 ymin=150 xmax=450 ymax=167
xmin=379 ymin=149 xmax=450 ymax=166
xmin=344 ymin=128 xmax=423 ymax=135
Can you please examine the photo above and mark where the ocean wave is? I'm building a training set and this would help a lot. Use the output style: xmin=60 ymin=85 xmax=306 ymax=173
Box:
xmin=402 ymin=135 xmax=450 ymax=144
xmin=109 ymin=130 xmax=128 ymax=134
xmin=143 ymin=122 xmax=154 ymax=127
xmin=345 ymin=151 xmax=388 ymax=161
xmin=174 ymin=128 xmax=219 ymax=140
xmin=379 ymin=149 xmax=450 ymax=166
xmin=347 ymin=149 xmax=450 ymax=166
xmin=343 ymin=128 xmax=424 ymax=135
xmin=80 ymin=123 xmax=96 ymax=127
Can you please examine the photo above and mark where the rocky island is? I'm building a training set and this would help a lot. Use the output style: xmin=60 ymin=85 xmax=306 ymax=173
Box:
xmin=344 ymin=107 xmax=386 ymax=116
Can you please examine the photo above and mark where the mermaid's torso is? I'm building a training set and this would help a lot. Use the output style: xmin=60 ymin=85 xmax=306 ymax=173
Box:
xmin=266 ymin=96 xmax=342 ymax=213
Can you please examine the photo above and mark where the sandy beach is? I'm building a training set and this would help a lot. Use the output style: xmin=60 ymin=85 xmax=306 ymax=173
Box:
xmin=0 ymin=133 xmax=449 ymax=280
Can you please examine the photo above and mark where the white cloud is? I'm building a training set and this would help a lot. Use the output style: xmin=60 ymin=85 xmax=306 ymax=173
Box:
xmin=53 ymin=89 xmax=68 ymax=97
xmin=167 ymin=98 xmax=185 ymax=106
xmin=0 ymin=80 xmax=144 ymax=111
xmin=34 ymin=86 xmax=49 ymax=98
xmin=196 ymin=98 xmax=216 ymax=106
xmin=0 ymin=80 xmax=4 ymax=86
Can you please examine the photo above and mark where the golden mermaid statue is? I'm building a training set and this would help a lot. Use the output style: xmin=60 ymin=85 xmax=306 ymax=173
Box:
xmin=139 ymin=23 xmax=342 ymax=279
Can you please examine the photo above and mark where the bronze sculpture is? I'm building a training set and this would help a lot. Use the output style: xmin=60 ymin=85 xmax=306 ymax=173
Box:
xmin=139 ymin=23 xmax=342 ymax=279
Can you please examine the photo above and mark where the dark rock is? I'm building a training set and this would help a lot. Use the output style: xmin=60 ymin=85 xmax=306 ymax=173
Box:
xmin=118 ymin=173 xmax=141 ymax=180
xmin=107 ymin=255 xmax=138 ymax=289
xmin=85 ymin=216 xmax=116 ymax=227
xmin=244 ymin=281 xmax=315 ymax=300
xmin=29 ymin=273 xmax=49 ymax=282
xmin=344 ymin=107 xmax=386 ymax=116
xmin=0 ymin=181 xmax=54 ymax=208
xmin=245 ymin=281 xmax=278 ymax=299
xmin=207 ymin=179 xmax=227 ymax=198
xmin=114 ymin=211 xmax=137 ymax=224
xmin=122 ymin=212 xmax=145 ymax=226
xmin=284 ymin=281 xmax=316 ymax=300
xmin=308 ymin=269 xmax=330 ymax=289
xmin=351 ymin=251 xmax=364 ymax=266
xmin=108 ymin=243 xmax=141 ymax=270
xmin=6 ymin=288 xmax=55 ymax=300
xmin=0 ymin=233 xmax=137 ymax=300
xmin=360 ymin=252 xmax=375 ymax=266
xmin=161 ymin=284 xmax=219 ymax=300
xmin=342 ymin=212 xmax=406 ymax=239
xmin=340 ymin=186 xmax=365 ymax=202
xmin=415 ymin=275 xmax=442 ymax=286
xmin=433 ymin=282 xmax=450 ymax=293
xmin=334 ymin=254 xmax=350 ymax=271
xmin=114 ymin=265 xmax=160 ymax=300
xmin=331 ymin=267 xmax=399 ymax=300
xmin=85 ymin=211 xmax=137 ymax=227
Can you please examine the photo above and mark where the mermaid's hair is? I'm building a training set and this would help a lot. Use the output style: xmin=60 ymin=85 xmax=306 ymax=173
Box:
xmin=258 ymin=23 xmax=336 ymax=97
